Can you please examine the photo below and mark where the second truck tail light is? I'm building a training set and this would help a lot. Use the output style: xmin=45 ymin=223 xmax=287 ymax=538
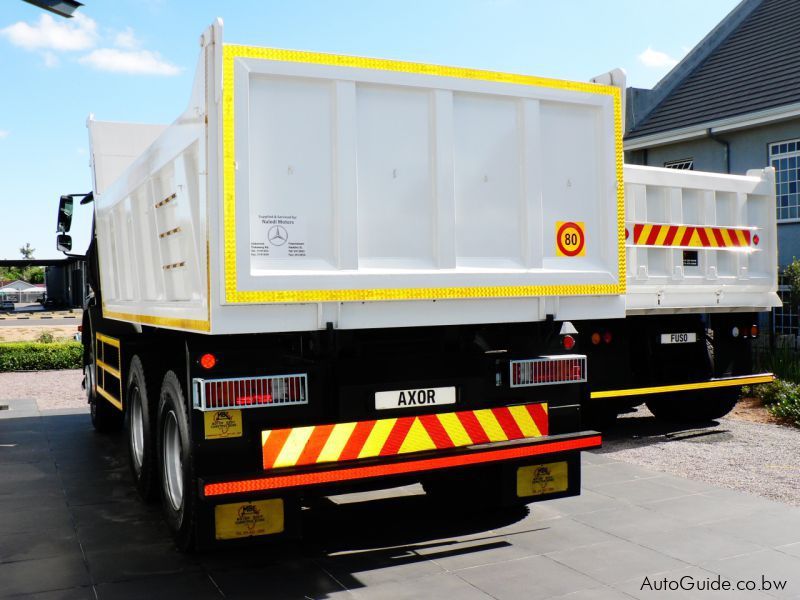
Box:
xmin=510 ymin=355 xmax=587 ymax=387
xmin=193 ymin=374 xmax=309 ymax=411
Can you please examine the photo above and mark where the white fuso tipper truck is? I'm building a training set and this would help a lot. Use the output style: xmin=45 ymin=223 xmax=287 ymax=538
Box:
xmin=55 ymin=21 xmax=776 ymax=549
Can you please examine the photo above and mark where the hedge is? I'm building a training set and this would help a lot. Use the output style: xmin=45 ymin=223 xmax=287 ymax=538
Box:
xmin=0 ymin=342 xmax=83 ymax=372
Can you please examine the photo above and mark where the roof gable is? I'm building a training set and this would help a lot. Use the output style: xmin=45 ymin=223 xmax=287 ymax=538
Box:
xmin=627 ymin=0 xmax=800 ymax=140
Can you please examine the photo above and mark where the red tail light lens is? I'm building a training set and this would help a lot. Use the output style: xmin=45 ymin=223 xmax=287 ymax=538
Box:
xmin=750 ymin=325 xmax=759 ymax=337
xmin=200 ymin=353 xmax=217 ymax=370
xmin=603 ymin=331 xmax=613 ymax=345
xmin=753 ymin=234 xmax=760 ymax=246
xmin=562 ymin=335 xmax=576 ymax=350
xmin=194 ymin=374 xmax=309 ymax=410
xmin=510 ymin=356 xmax=587 ymax=387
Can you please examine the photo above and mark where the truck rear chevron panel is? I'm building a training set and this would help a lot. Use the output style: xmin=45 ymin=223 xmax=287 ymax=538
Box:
xmin=261 ymin=403 xmax=548 ymax=470
xmin=630 ymin=223 xmax=752 ymax=248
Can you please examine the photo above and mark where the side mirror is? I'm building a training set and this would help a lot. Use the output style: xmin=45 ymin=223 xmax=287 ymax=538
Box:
xmin=56 ymin=234 xmax=72 ymax=253
xmin=57 ymin=195 xmax=74 ymax=233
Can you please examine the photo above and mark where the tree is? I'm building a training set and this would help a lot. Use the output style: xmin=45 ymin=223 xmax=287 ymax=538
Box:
xmin=19 ymin=243 xmax=35 ymax=259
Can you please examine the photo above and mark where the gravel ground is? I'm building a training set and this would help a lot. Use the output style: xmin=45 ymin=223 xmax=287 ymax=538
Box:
xmin=0 ymin=369 xmax=85 ymax=411
xmin=598 ymin=406 xmax=800 ymax=507
xmin=2 ymin=369 xmax=799 ymax=507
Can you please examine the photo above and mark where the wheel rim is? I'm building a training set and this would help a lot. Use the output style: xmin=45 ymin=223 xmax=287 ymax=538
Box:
xmin=129 ymin=387 xmax=144 ymax=471
xmin=163 ymin=411 xmax=184 ymax=511
xmin=85 ymin=361 xmax=94 ymax=404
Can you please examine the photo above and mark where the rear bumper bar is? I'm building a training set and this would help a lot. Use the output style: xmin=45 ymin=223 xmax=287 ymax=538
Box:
xmin=201 ymin=432 xmax=601 ymax=498
xmin=589 ymin=373 xmax=774 ymax=400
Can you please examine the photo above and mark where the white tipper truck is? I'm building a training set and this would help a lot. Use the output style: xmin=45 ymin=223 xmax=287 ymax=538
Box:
xmin=55 ymin=21 xmax=776 ymax=549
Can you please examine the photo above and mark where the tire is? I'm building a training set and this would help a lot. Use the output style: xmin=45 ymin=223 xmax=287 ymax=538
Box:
xmin=125 ymin=356 xmax=158 ymax=501
xmin=86 ymin=338 xmax=123 ymax=432
xmin=157 ymin=371 xmax=197 ymax=551
xmin=646 ymin=387 xmax=740 ymax=423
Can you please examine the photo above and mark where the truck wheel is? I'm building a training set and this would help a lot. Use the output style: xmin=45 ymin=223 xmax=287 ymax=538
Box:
xmin=646 ymin=387 xmax=740 ymax=423
xmin=126 ymin=356 xmax=158 ymax=501
xmin=87 ymin=342 xmax=123 ymax=432
xmin=157 ymin=371 xmax=196 ymax=551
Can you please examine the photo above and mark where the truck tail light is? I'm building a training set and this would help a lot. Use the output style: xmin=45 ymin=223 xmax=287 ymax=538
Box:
xmin=603 ymin=331 xmax=613 ymax=345
xmin=750 ymin=324 xmax=759 ymax=338
xmin=192 ymin=374 xmax=309 ymax=411
xmin=562 ymin=335 xmax=576 ymax=350
xmin=591 ymin=332 xmax=601 ymax=345
xmin=510 ymin=355 xmax=587 ymax=387
xmin=199 ymin=353 xmax=217 ymax=370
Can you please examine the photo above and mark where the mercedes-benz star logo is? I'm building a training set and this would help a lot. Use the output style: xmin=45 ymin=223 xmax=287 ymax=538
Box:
xmin=267 ymin=225 xmax=288 ymax=246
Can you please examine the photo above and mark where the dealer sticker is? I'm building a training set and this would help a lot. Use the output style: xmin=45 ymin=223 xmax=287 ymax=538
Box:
xmin=516 ymin=461 xmax=569 ymax=497
xmin=214 ymin=499 xmax=284 ymax=540
xmin=204 ymin=410 xmax=243 ymax=440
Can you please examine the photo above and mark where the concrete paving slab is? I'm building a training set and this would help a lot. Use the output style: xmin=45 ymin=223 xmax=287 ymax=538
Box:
xmin=702 ymin=550 xmax=800 ymax=598
xmin=546 ymin=539 xmax=688 ymax=586
xmin=0 ymin=554 xmax=91 ymax=596
xmin=456 ymin=553 xmax=603 ymax=600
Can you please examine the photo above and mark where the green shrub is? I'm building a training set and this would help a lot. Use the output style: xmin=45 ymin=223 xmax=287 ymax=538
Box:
xmin=751 ymin=379 xmax=800 ymax=428
xmin=754 ymin=346 xmax=800 ymax=384
xmin=0 ymin=342 xmax=82 ymax=372
xmin=769 ymin=394 xmax=800 ymax=427
xmin=35 ymin=330 xmax=56 ymax=344
xmin=753 ymin=378 xmax=799 ymax=406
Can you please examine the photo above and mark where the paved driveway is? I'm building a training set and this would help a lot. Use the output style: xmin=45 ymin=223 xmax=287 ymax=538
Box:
xmin=1 ymin=400 xmax=799 ymax=599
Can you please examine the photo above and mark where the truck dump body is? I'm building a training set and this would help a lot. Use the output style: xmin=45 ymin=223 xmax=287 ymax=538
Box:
xmin=90 ymin=24 xmax=625 ymax=335
xmin=624 ymin=165 xmax=779 ymax=313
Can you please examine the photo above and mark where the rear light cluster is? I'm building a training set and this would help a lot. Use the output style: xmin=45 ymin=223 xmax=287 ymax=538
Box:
xmin=192 ymin=374 xmax=309 ymax=411
xmin=732 ymin=325 xmax=759 ymax=338
xmin=590 ymin=330 xmax=613 ymax=345
xmin=510 ymin=355 xmax=587 ymax=388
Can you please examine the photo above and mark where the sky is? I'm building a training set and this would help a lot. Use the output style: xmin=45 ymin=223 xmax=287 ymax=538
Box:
xmin=0 ymin=0 xmax=741 ymax=260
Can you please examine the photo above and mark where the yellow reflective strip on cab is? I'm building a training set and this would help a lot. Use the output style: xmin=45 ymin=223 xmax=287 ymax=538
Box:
xmin=358 ymin=418 xmax=397 ymax=459
xmin=435 ymin=412 xmax=472 ymax=447
xmin=318 ymin=421 xmax=357 ymax=463
xmin=473 ymin=409 xmax=508 ymax=442
xmin=397 ymin=418 xmax=435 ymax=454
xmin=705 ymin=228 xmax=719 ymax=247
xmin=273 ymin=426 xmax=315 ymax=468
xmin=508 ymin=405 xmax=541 ymax=437
xmin=735 ymin=229 xmax=748 ymax=246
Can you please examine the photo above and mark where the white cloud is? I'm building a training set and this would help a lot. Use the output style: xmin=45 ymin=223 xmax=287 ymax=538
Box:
xmin=0 ymin=130 xmax=9 ymax=139
xmin=79 ymin=48 xmax=180 ymax=76
xmin=638 ymin=46 xmax=679 ymax=69
xmin=0 ymin=13 xmax=97 ymax=51
xmin=113 ymin=27 xmax=140 ymax=50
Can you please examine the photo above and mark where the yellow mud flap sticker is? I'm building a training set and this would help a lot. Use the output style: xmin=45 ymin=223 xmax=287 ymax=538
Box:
xmin=215 ymin=499 xmax=284 ymax=540
xmin=517 ymin=461 xmax=569 ymax=497
xmin=204 ymin=410 xmax=243 ymax=440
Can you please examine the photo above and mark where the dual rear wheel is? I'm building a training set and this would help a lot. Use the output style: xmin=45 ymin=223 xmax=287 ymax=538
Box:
xmin=109 ymin=359 xmax=196 ymax=550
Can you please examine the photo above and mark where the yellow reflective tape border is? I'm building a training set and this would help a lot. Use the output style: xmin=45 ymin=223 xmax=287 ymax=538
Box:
xmin=222 ymin=45 xmax=625 ymax=304
xmin=102 ymin=308 xmax=210 ymax=333
xmin=589 ymin=374 xmax=775 ymax=399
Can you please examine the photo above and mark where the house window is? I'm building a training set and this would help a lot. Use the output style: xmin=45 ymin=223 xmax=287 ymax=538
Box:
xmin=770 ymin=139 xmax=800 ymax=222
xmin=664 ymin=158 xmax=694 ymax=170
xmin=775 ymin=275 xmax=798 ymax=336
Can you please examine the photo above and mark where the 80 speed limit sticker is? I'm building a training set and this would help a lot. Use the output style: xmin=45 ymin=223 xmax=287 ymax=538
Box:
xmin=555 ymin=221 xmax=586 ymax=257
